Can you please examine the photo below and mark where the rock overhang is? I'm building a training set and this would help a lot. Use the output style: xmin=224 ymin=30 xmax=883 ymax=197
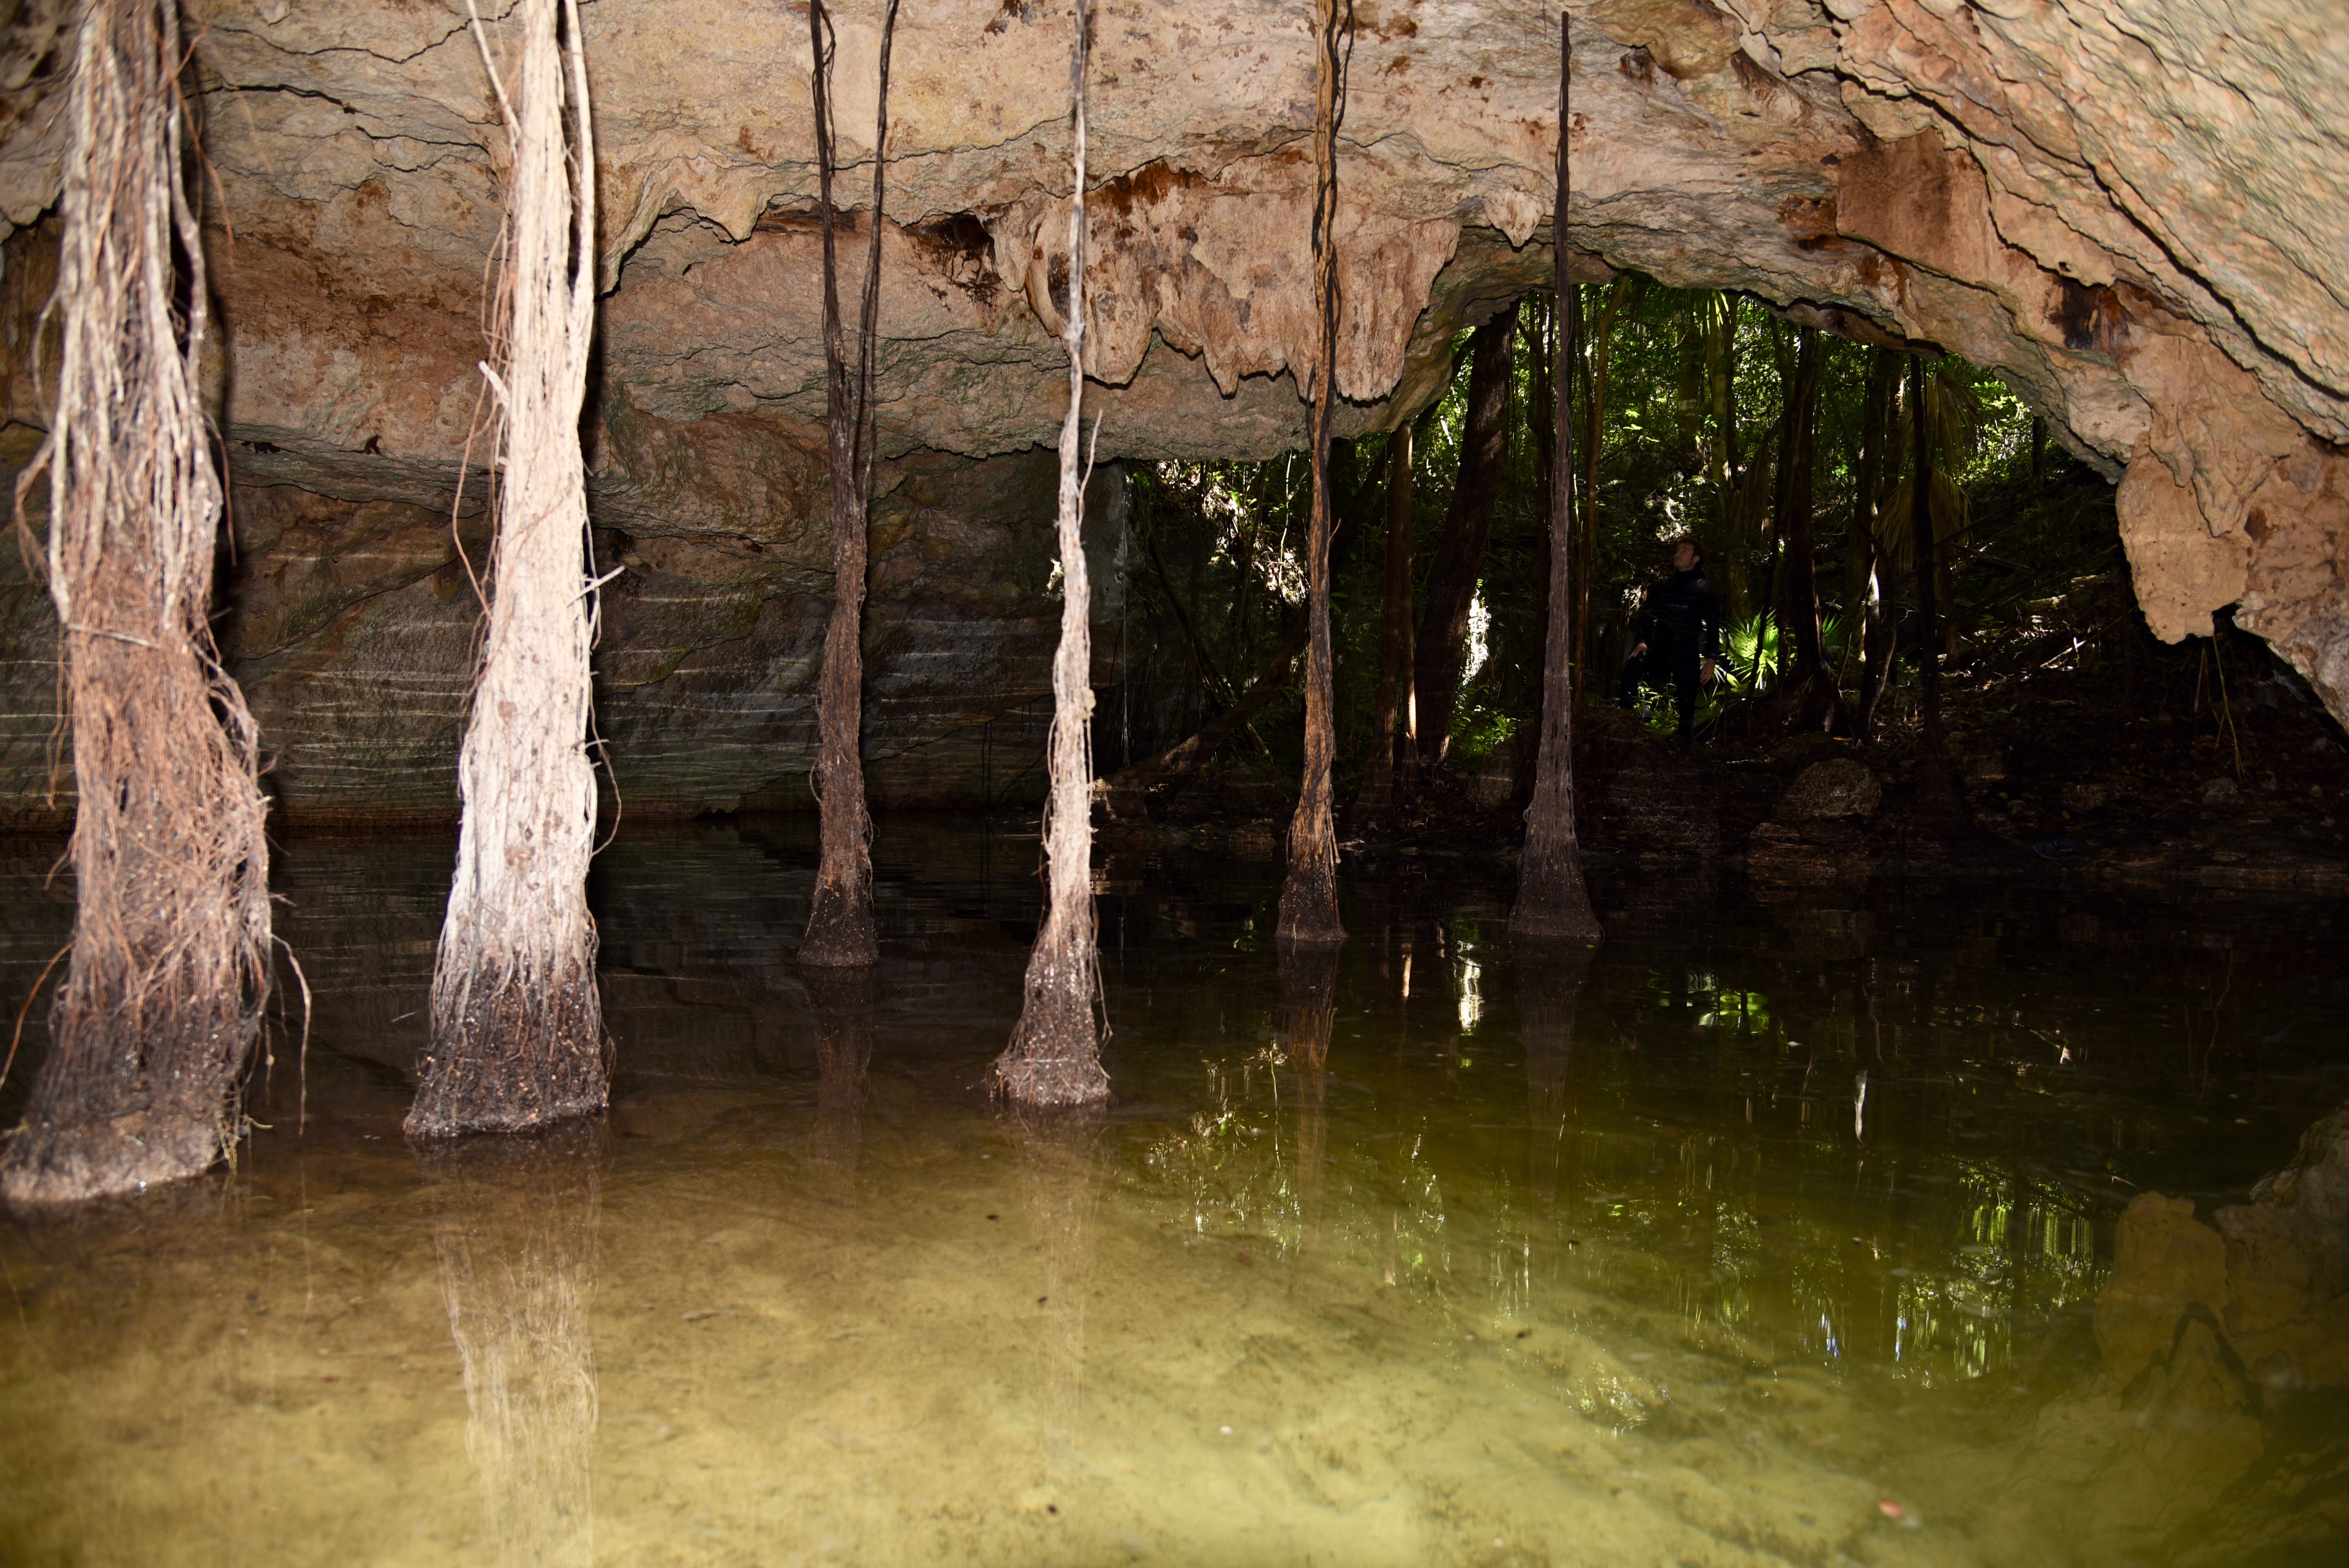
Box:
xmin=1 ymin=0 xmax=2345 ymax=741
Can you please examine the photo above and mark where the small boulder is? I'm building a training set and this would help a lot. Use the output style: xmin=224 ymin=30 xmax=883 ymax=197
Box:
xmin=2201 ymin=777 xmax=2241 ymax=806
xmin=1775 ymin=758 xmax=1881 ymax=821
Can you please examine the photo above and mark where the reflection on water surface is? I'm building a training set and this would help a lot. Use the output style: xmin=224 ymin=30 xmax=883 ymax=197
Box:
xmin=1 ymin=821 xmax=2344 ymax=1566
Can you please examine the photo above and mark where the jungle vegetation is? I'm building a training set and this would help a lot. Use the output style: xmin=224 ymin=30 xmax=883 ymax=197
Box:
xmin=1103 ymin=278 xmax=2199 ymax=813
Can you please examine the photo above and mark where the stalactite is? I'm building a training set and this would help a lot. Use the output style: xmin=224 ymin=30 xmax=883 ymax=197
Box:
xmin=1510 ymin=13 xmax=1602 ymax=949
xmin=992 ymin=0 xmax=1110 ymax=1107
xmin=410 ymin=0 xmax=607 ymax=1138
xmin=800 ymin=0 xmax=900 ymax=969
xmin=1274 ymin=0 xmax=1351 ymax=950
xmin=0 ymin=0 xmax=275 ymax=1205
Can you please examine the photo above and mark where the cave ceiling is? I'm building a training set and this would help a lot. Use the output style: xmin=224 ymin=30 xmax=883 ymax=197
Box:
xmin=3 ymin=0 xmax=2347 ymax=727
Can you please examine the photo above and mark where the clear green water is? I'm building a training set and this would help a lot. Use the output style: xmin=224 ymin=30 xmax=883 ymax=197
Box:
xmin=0 ymin=822 xmax=2343 ymax=1566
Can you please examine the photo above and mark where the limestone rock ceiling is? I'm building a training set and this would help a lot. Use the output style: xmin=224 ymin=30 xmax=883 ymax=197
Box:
xmin=2 ymin=0 xmax=2346 ymax=734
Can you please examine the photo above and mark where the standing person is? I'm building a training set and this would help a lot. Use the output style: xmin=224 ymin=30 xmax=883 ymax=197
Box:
xmin=1617 ymin=539 xmax=1720 ymax=741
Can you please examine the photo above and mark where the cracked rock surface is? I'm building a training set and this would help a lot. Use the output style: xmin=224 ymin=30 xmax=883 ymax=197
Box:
xmin=1 ymin=0 xmax=2344 ymax=814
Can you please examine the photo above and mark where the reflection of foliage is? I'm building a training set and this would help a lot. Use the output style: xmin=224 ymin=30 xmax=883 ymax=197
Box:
xmin=1142 ymin=1048 xmax=1305 ymax=1254
xmin=1010 ymin=1111 xmax=1104 ymax=1484
xmin=1592 ymin=959 xmax=2123 ymax=1396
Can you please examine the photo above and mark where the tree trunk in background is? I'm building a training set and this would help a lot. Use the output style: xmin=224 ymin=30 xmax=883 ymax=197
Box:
xmin=1758 ymin=326 xmax=1796 ymax=687
xmin=1855 ymin=347 xmax=1898 ymax=735
xmin=993 ymin=3 xmax=1110 ymax=1105
xmin=800 ymin=0 xmax=900 ymax=969
xmin=1706 ymin=294 xmax=1748 ymax=620
xmin=1574 ymin=276 xmax=1628 ymax=701
xmin=1413 ymin=304 xmax=1518 ymax=768
xmin=1909 ymin=352 xmax=1963 ymax=816
xmin=1398 ymin=406 xmax=1438 ymax=793
xmin=1351 ymin=425 xmax=1414 ymax=828
xmin=1276 ymin=0 xmax=1349 ymax=947
xmin=1176 ymin=506 xmax=1204 ymax=732
xmin=1230 ymin=463 xmax=1272 ymax=674
xmin=411 ymin=0 xmax=607 ymax=1139
xmin=1527 ymin=297 xmax=1556 ymax=712
xmin=1511 ymin=15 xmax=1601 ymax=949
xmin=1779 ymin=326 xmax=1830 ymax=727
xmin=2 ymin=0 xmax=275 ymax=1205
xmin=1529 ymin=296 xmax=1556 ymax=567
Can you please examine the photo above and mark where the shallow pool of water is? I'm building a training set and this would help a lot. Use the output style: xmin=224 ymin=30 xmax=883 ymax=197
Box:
xmin=1 ymin=822 xmax=2344 ymax=1566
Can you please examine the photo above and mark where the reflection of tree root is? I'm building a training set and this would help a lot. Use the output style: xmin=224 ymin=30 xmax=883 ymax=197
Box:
xmin=422 ymin=1124 xmax=603 ymax=1568
xmin=1010 ymin=1110 xmax=1103 ymax=1488
xmin=1277 ymin=942 xmax=1340 ymax=1240
xmin=805 ymin=968 xmax=877 ymax=1203
xmin=1519 ymin=946 xmax=1595 ymax=1208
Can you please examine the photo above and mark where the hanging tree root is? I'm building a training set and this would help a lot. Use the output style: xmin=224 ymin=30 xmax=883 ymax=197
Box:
xmin=992 ymin=0 xmax=1110 ymax=1109
xmin=798 ymin=0 xmax=900 ymax=970
xmin=2 ymin=0 xmax=274 ymax=1208
xmin=1274 ymin=0 xmax=1351 ymax=950
xmin=414 ymin=0 xmax=609 ymax=1139
xmin=1508 ymin=9 xmax=1601 ymax=950
xmin=1276 ymin=832 xmax=1344 ymax=947
xmin=2 ymin=639 xmax=273 ymax=1204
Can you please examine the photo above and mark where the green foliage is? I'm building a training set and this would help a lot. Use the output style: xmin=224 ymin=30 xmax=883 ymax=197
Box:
xmin=1119 ymin=268 xmax=2107 ymax=779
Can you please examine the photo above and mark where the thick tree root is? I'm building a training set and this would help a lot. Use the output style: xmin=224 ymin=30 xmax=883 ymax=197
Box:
xmin=0 ymin=1096 xmax=231 ymax=1208
xmin=408 ymin=976 xmax=608 ymax=1139
xmin=800 ymin=877 xmax=879 ymax=967
xmin=992 ymin=970 xmax=1109 ymax=1108
xmin=1510 ymin=866 xmax=1603 ymax=946
xmin=1276 ymin=855 xmax=1346 ymax=947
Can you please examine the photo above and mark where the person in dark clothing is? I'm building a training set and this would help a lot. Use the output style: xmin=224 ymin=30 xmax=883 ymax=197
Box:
xmin=1618 ymin=539 xmax=1722 ymax=739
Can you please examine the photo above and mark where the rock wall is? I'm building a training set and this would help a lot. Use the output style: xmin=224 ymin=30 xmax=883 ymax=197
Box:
xmin=1991 ymin=1104 xmax=2349 ymax=1556
xmin=0 ymin=338 xmax=1132 ymax=820
xmin=2 ymin=0 xmax=2344 ymax=815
